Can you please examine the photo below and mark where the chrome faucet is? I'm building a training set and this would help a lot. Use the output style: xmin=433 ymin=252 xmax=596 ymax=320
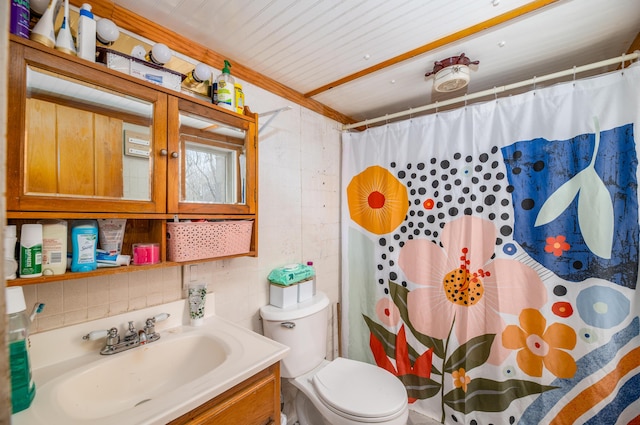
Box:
xmin=83 ymin=313 xmax=170 ymax=355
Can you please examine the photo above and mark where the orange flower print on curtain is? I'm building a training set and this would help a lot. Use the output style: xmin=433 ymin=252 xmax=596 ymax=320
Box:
xmin=347 ymin=165 xmax=409 ymax=234
xmin=502 ymin=308 xmax=577 ymax=378
xmin=452 ymin=368 xmax=471 ymax=392
xmin=545 ymin=235 xmax=570 ymax=257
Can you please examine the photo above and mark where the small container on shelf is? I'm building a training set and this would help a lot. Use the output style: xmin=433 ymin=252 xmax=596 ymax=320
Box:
xmin=132 ymin=243 xmax=160 ymax=265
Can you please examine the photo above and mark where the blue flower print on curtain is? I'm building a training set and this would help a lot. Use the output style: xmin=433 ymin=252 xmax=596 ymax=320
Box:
xmin=502 ymin=122 xmax=638 ymax=289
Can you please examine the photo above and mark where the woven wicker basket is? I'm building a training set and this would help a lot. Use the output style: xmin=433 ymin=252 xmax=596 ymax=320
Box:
xmin=166 ymin=221 xmax=253 ymax=262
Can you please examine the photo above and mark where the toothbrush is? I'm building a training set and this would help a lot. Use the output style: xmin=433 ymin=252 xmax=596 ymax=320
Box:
xmin=29 ymin=303 xmax=45 ymax=322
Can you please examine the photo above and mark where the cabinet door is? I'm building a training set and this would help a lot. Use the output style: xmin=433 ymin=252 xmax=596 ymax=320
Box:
xmin=7 ymin=42 xmax=168 ymax=214
xmin=168 ymin=364 xmax=279 ymax=425
xmin=167 ymin=97 xmax=257 ymax=215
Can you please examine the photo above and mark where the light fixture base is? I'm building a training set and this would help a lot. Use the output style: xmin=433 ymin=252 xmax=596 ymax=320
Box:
xmin=434 ymin=65 xmax=470 ymax=92
xmin=426 ymin=53 xmax=479 ymax=92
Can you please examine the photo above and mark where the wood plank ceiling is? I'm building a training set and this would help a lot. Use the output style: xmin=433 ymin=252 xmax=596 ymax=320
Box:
xmin=71 ymin=0 xmax=640 ymax=125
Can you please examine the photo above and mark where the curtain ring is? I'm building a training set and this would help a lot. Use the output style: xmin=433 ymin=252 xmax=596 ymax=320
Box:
xmin=464 ymin=94 xmax=468 ymax=108
xmin=494 ymin=86 xmax=498 ymax=101
xmin=573 ymin=66 xmax=577 ymax=87
xmin=385 ymin=114 xmax=389 ymax=125
xmin=435 ymin=101 xmax=439 ymax=116
xmin=408 ymin=107 xmax=413 ymax=120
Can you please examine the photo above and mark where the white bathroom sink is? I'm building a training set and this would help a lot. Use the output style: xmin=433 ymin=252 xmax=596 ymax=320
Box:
xmin=11 ymin=299 xmax=289 ymax=425
xmin=53 ymin=332 xmax=228 ymax=420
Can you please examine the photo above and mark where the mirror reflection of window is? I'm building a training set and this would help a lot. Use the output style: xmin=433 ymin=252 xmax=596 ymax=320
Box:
xmin=178 ymin=111 xmax=246 ymax=205
xmin=184 ymin=141 xmax=236 ymax=203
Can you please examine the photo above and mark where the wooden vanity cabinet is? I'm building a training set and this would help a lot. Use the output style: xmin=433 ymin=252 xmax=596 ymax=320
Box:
xmin=6 ymin=36 xmax=259 ymax=286
xmin=168 ymin=363 xmax=280 ymax=425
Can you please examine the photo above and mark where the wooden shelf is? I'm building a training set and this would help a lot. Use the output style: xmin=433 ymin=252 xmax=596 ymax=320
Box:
xmin=6 ymin=250 xmax=257 ymax=287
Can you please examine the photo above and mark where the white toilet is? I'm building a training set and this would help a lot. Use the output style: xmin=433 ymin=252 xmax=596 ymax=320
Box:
xmin=260 ymin=292 xmax=409 ymax=425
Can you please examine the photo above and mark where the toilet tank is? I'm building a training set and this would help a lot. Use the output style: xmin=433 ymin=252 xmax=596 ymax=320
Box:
xmin=260 ymin=292 xmax=330 ymax=378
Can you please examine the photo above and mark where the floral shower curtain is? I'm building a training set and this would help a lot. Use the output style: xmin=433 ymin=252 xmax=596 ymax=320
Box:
xmin=341 ymin=63 xmax=640 ymax=424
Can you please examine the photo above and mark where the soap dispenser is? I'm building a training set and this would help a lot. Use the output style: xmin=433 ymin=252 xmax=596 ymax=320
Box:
xmin=6 ymin=286 xmax=36 ymax=414
xmin=213 ymin=60 xmax=235 ymax=112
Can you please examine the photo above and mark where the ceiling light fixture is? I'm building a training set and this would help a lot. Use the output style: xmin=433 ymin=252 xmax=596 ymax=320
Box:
xmin=425 ymin=53 xmax=479 ymax=92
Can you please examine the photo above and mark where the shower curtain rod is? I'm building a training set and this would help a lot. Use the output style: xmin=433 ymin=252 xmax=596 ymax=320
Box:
xmin=343 ymin=51 xmax=640 ymax=131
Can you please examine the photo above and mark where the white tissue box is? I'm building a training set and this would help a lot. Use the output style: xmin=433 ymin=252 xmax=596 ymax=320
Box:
xmin=269 ymin=283 xmax=298 ymax=309
xmin=97 ymin=47 xmax=185 ymax=92
xmin=297 ymin=278 xmax=315 ymax=302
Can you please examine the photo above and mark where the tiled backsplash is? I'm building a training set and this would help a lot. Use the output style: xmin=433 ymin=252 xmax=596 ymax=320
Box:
xmin=21 ymin=267 xmax=182 ymax=333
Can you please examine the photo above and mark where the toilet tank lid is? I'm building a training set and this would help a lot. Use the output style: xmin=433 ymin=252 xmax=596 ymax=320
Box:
xmin=260 ymin=292 xmax=330 ymax=321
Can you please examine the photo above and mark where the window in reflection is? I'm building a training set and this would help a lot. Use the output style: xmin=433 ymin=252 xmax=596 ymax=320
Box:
xmin=179 ymin=111 xmax=246 ymax=205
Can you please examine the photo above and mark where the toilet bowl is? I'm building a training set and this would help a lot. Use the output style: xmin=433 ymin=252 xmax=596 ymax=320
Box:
xmin=260 ymin=292 xmax=409 ymax=425
xmin=292 ymin=358 xmax=408 ymax=425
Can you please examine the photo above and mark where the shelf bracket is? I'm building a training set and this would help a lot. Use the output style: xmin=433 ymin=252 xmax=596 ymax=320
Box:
xmin=258 ymin=106 xmax=292 ymax=135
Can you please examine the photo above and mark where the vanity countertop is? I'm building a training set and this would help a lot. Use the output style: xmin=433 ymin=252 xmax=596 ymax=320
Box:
xmin=11 ymin=298 xmax=289 ymax=425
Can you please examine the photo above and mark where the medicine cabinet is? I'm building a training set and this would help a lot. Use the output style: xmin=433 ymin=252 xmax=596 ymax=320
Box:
xmin=6 ymin=35 xmax=259 ymax=285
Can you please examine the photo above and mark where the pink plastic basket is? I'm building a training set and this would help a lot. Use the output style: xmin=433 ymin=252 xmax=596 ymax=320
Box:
xmin=166 ymin=221 xmax=253 ymax=262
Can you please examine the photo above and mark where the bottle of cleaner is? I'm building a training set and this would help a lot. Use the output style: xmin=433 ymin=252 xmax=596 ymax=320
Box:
xmin=235 ymin=83 xmax=245 ymax=114
xmin=38 ymin=219 xmax=67 ymax=275
xmin=71 ymin=220 xmax=98 ymax=272
xmin=19 ymin=224 xmax=42 ymax=278
xmin=6 ymin=286 xmax=36 ymax=414
xmin=76 ymin=3 xmax=96 ymax=62
xmin=214 ymin=60 xmax=235 ymax=111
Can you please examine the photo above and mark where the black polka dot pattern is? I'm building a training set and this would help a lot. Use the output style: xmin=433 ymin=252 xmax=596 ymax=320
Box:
xmin=377 ymin=149 xmax=515 ymax=287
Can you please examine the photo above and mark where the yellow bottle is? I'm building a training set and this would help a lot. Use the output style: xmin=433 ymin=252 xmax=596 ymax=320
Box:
xmin=235 ymin=83 xmax=245 ymax=114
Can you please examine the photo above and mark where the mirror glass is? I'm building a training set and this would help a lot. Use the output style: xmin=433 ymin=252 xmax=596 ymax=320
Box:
xmin=25 ymin=65 xmax=153 ymax=201
xmin=178 ymin=111 xmax=246 ymax=205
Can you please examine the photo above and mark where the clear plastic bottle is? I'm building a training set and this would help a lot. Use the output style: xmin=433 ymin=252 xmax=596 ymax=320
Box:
xmin=6 ymin=287 xmax=36 ymax=414
xmin=214 ymin=60 xmax=235 ymax=111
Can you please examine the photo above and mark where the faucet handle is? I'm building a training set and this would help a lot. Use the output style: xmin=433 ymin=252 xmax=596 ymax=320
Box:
xmin=144 ymin=312 xmax=170 ymax=342
xmin=145 ymin=312 xmax=170 ymax=328
xmin=82 ymin=329 xmax=109 ymax=341
xmin=153 ymin=313 xmax=170 ymax=323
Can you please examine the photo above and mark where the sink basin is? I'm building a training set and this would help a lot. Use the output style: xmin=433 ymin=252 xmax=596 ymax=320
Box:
xmin=11 ymin=299 xmax=289 ymax=425
xmin=53 ymin=333 xmax=228 ymax=420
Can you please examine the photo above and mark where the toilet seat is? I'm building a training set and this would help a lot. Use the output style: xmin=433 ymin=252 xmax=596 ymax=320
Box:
xmin=311 ymin=357 xmax=407 ymax=422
